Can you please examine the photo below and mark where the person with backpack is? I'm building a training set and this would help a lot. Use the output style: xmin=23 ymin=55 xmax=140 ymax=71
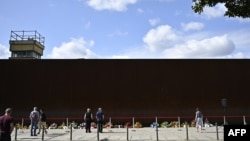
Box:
xmin=29 ymin=107 xmax=39 ymax=136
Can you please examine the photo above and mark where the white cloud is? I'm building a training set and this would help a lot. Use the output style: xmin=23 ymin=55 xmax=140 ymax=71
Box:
xmin=228 ymin=29 xmax=250 ymax=50
xmin=143 ymin=25 xmax=179 ymax=52
xmin=203 ymin=3 xmax=227 ymax=19
xmin=110 ymin=46 xmax=162 ymax=59
xmin=47 ymin=38 xmax=97 ymax=59
xmin=224 ymin=52 xmax=245 ymax=58
xmin=181 ymin=22 xmax=204 ymax=31
xmin=111 ymin=55 xmax=130 ymax=59
xmin=138 ymin=24 xmax=236 ymax=58
xmin=59 ymin=23 xmax=239 ymax=59
xmin=0 ymin=44 xmax=10 ymax=59
xmin=149 ymin=18 xmax=160 ymax=26
xmin=86 ymin=0 xmax=137 ymax=11
xmin=163 ymin=35 xmax=235 ymax=58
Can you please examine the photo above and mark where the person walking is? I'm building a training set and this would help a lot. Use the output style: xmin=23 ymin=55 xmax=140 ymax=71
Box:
xmin=37 ymin=109 xmax=47 ymax=134
xmin=195 ymin=107 xmax=203 ymax=133
xmin=96 ymin=108 xmax=104 ymax=133
xmin=29 ymin=107 xmax=39 ymax=136
xmin=84 ymin=108 xmax=93 ymax=133
xmin=0 ymin=108 xmax=14 ymax=141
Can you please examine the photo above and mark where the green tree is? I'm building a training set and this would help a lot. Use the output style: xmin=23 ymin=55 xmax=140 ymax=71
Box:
xmin=192 ymin=0 xmax=250 ymax=18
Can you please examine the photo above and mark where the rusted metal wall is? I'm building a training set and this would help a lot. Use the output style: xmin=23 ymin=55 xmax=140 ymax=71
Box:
xmin=0 ymin=59 xmax=249 ymax=124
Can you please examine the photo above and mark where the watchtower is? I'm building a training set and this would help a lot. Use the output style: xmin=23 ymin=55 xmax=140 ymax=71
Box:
xmin=9 ymin=30 xmax=45 ymax=59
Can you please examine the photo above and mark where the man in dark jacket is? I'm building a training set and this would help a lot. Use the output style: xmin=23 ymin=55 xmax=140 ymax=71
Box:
xmin=96 ymin=108 xmax=104 ymax=133
xmin=0 ymin=108 xmax=14 ymax=141
xmin=84 ymin=108 xmax=93 ymax=133
xmin=37 ymin=109 xmax=48 ymax=134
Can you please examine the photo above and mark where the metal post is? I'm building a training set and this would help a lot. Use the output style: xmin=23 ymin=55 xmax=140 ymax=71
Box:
xmin=21 ymin=118 xmax=24 ymax=129
xmin=178 ymin=116 xmax=181 ymax=128
xmin=67 ymin=118 xmax=69 ymax=128
xmin=42 ymin=125 xmax=45 ymax=141
xmin=155 ymin=116 xmax=159 ymax=141
xmin=127 ymin=126 xmax=129 ymax=141
xmin=223 ymin=116 xmax=226 ymax=125
xmin=156 ymin=122 xmax=159 ymax=141
xmin=243 ymin=115 xmax=247 ymax=125
xmin=186 ymin=122 xmax=189 ymax=140
xmin=15 ymin=127 xmax=17 ymax=140
xmin=216 ymin=122 xmax=219 ymax=140
xmin=70 ymin=124 xmax=72 ymax=141
xmin=221 ymin=98 xmax=227 ymax=125
xmin=132 ymin=117 xmax=135 ymax=128
xmin=97 ymin=123 xmax=100 ymax=141
xmin=109 ymin=117 xmax=112 ymax=127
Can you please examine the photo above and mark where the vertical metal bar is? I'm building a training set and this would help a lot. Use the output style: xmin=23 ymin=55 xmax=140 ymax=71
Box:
xmin=97 ymin=123 xmax=99 ymax=141
xmin=216 ymin=122 xmax=219 ymax=140
xmin=70 ymin=124 xmax=72 ymax=141
xmin=21 ymin=118 xmax=24 ymax=129
xmin=15 ymin=126 xmax=17 ymax=140
xmin=127 ymin=126 xmax=129 ymax=141
xmin=155 ymin=116 xmax=159 ymax=141
xmin=22 ymin=30 xmax=24 ymax=40
xmin=186 ymin=122 xmax=189 ymax=140
xmin=243 ymin=115 xmax=246 ymax=125
xmin=223 ymin=116 xmax=226 ymax=125
xmin=34 ymin=31 xmax=36 ymax=41
xmin=67 ymin=118 xmax=69 ymax=128
xmin=109 ymin=117 xmax=112 ymax=127
xmin=178 ymin=116 xmax=181 ymax=128
xmin=132 ymin=117 xmax=134 ymax=128
xmin=156 ymin=122 xmax=159 ymax=141
xmin=42 ymin=125 xmax=44 ymax=141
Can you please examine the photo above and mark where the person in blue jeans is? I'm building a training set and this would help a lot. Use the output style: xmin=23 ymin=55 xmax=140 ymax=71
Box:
xmin=29 ymin=107 xmax=40 ymax=136
xmin=96 ymin=108 xmax=104 ymax=133
xmin=195 ymin=108 xmax=203 ymax=133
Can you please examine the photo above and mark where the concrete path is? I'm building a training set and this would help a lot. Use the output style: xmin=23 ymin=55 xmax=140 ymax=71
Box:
xmin=12 ymin=126 xmax=224 ymax=141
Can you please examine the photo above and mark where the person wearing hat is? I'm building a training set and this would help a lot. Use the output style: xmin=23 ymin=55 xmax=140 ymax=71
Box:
xmin=0 ymin=108 xmax=14 ymax=141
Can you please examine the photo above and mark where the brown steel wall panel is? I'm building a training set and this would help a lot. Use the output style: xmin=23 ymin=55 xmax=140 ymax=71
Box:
xmin=0 ymin=59 xmax=249 ymax=125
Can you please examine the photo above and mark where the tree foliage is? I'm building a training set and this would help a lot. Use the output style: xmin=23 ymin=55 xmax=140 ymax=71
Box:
xmin=192 ymin=0 xmax=250 ymax=18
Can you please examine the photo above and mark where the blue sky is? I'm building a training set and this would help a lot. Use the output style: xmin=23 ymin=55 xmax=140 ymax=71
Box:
xmin=0 ymin=0 xmax=250 ymax=59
